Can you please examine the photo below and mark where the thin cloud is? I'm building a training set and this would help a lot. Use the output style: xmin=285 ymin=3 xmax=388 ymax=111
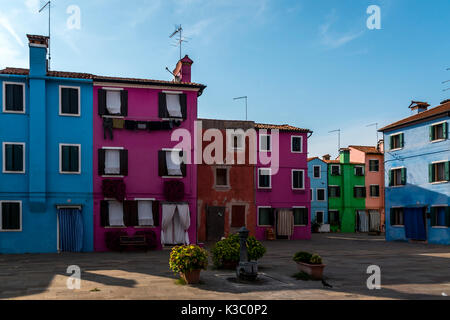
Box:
xmin=0 ymin=13 xmax=24 ymax=47
xmin=319 ymin=10 xmax=364 ymax=49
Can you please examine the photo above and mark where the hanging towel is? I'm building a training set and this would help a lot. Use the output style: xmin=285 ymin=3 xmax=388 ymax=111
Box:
xmin=277 ymin=209 xmax=294 ymax=237
xmin=103 ymin=118 xmax=114 ymax=140
xmin=136 ymin=121 xmax=148 ymax=130
xmin=112 ymin=118 xmax=125 ymax=129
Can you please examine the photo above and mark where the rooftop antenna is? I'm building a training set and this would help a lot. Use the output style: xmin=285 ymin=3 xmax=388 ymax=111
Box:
xmin=39 ymin=1 xmax=51 ymax=69
xmin=169 ymin=25 xmax=188 ymax=61
xmin=443 ymin=67 xmax=450 ymax=92
xmin=366 ymin=123 xmax=379 ymax=145
xmin=329 ymin=129 xmax=341 ymax=156
xmin=233 ymin=96 xmax=248 ymax=121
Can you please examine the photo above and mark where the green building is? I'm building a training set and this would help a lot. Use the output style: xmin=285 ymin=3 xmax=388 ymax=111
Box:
xmin=325 ymin=149 xmax=366 ymax=233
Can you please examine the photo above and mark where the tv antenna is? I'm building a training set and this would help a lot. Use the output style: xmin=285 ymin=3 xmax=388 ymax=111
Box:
xmin=329 ymin=129 xmax=341 ymax=155
xmin=366 ymin=123 xmax=379 ymax=145
xmin=170 ymin=25 xmax=189 ymax=61
xmin=39 ymin=1 xmax=51 ymax=69
xmin=443 ymin=67 xmax=450 ymax=92
xmin=233 ymin=96 xmax=248 ymax=121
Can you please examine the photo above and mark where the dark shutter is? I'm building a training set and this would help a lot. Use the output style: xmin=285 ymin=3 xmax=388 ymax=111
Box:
xmin=443 ymin=122 xmax=448 ymax=139
xmin=158 ymin=150 xmax=168 ymax=176
xmin=5 ymin=144 xmax=13 ymax=171
xmin=98 ymin=89 xmax=107 ymax=115
xmin=180 ymin=94 xmax=187 ymax=120
xmin=400 ymin=133 xmax=404 ymax=148
xmin=70 ymin=88 xmax=79 ymax=114
xmin=98 ymin=149 xmax=105 ymax=176
xmin=445 ymin=161 xmax=450 ymax=181
xmin=62 ymin=146 xmax=70 ymax=172
xmin=152 ymin=201 xmax=160 ymax=226
xmin=268 ymin=208 xmax=275 ymax=226
xmin=120 ymin=90 xmax=128 ymax=116
xmin=5 ymin=84 xmax=14 ymax=110
xmin=389 ymin=170 xmax=393 ymax=186
xmin=401 ymin=168 xmax=407 ymax=185
xmin=70 ymin=146 xmax=79 ymax=172
xmin=353 ymin=187 xmax=357 ymax=198
xmin=390 ymin=208 xmax=395 ymax=225
xmin=13 ymin=85 xmax=23 ymax=111
xmin=180 ymin=151 xmax=187 ymax=177
xmin=2 ymin=202 xmax=20 ymax=230
xmin=100 ymin=200 xmax=109 ymax=227
xmin=429 ymin=126 xmax=434 ymax=141
xmin=123 ymin=200 xmax=138 ymax=227
xmin=158 ymin=92 xmax=168 ymax=118
xmin=430 ymin=207 xmax=436 ymax=227
xmin=120 ymin=149 xmax=128 ymax=176
xmin=337 ymin=187 xmax=341 ymax=197
xmin=429 ymin=164 xmax=434 ymax=183
xmin=14 ymin=145 xmax=23 ymax=172
xmin=389 ymin=136 xmax=394 ymax=150
xmin=362 ymin=187 xmax=367 ymax=198
xmin=61 ymin=88 xmax=70 ymax=114
xmin=446 ymin=207 xmax=450 ymax=227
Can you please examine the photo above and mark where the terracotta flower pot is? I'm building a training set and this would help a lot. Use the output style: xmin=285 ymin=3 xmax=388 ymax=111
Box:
xmin=222 ymin=260 xmax=238 ymax=269
xmin=180 ymin=269 xmax=201 ymax=284
xmin=296 ymin=262 xmax=326 ymax=280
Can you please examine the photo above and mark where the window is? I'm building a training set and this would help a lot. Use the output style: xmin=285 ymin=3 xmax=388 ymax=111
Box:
xmin=316 ymin=189 xmax=325 ymax=201
xmin=390 ymin=133 xmax=404 ymax=150
xmin=3 ymin=82 xmax=25 ymax=113
xmin=258 ymin=207 xmax=273 ymax=226
xmin=3 ymin=143 xmax=25 ymax=173
xmin=98 ymin=89 xmax=128 ymax=117
xmin=60 ymin=86 xmax=80 ymax=116
xmin=310 ymin=189 xmax=313 ymax=201
xmin=158 ymin=149 xmax=186 ymax=177
xmin=370 ymin=185 xmax=380 ymax=197
xmin=137 ymin=200 xmax=155 ymax=227
xmin=430 ymin=207 xmax=450 ymax=227
xmin=369 ymin=160 xmax=379 ymax=172
xmin=215 ymin=168 xmax=228 ymax=187
xmin=231 ymin=205 xmax=246 ymax=228
xmin=330 ymin=165 xmax=341 ymax=176
xmin=292 ymin=170 xmax=305 ymax=190
xmin=354 ymin=186 xmax=366 ymax=198
xmin=158 ymin=92 xmax=187 ymax=119
xmin=329 ymin=210 xmax=340 ymax=226
xmin=100 ymin=200 xmax=159 ymax=228
xmin=260 ymin=134 xmax=271 ymax=152
xmin=107 ymin=201 xmax=125 ymax=227
xmin=354 ymin=165 xmax=365 ymax=176
xmin=429 ymin=162 xmax=449 ymax=183
xmin=98 ymin=148 xmax=128 ymax=176
xmin=0 ymin=201 xmax=21 ymax=231
xmin=390 ymin=208 xmax=404 ymax=226
xmin=60 ymin=144 xmax=80 ymax=174
xmin=258 ymin=168 xmax=271 ymax=189
xmin=315 ymin=211 xmax=324 ymax=224
xmin=313 ymin=165 xmax=321 ymax=178
xmin=230 ymin=133 xmax=244 ymax=151
xmin=429 ymin=122 xmax=448 ymax=141
xmin=291 ymin=136 xmax=302 ymax=153
xmin=293 ymin=207 xmax=308 ymax=226
xmin=389 ymin=168 xmax=406 ymax=186
xmin=328 ymin=186 xmax=341 ymax=198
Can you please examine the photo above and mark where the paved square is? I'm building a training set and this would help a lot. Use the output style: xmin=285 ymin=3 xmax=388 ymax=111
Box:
xmin=1 ymin=234 xmax=449 ymax=300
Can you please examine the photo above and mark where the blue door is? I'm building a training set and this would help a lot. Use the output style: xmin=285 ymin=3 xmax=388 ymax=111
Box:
xmin=58 ymin=208 xmax=84 ymax=252
xmin=404 ymin=208 xmax=426 ymax=241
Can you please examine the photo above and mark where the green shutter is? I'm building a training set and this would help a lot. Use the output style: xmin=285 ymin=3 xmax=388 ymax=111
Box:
xmin=401 ymin=168 xmax=407 ymax=185
xmin=429 ymin=126 xmax=434 ymax=141
xmin=400 ymin=133 xmax=404 ymax=148
xmin=389 ymin=170 xmax=393 ymax=186
xmin=445 ymin=162 xmax=450 ymax=181
xmin=429 ymin=163 xmax=434 ymax=183
xmin=390 ymin=136 xmax=393 ymax=150
xmin=443 ymin=122 xmax=448 ymax=140
xmin=430 ymin=207 xmax=436 ymax=227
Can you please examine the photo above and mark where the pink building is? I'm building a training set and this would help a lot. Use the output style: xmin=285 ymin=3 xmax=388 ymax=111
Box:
xmin=254 ymin=124 xmax=312 ymax=240
xmin=92 ymin=56 xmax=206 ymax=251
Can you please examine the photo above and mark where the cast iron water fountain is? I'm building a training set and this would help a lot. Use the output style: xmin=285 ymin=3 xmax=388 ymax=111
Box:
xmin=236 ymin=227 xmax=258 ymax=281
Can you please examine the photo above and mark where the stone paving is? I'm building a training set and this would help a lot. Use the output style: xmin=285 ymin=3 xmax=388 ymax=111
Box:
xmin=0 ymin=233 xmax=449 ymax=300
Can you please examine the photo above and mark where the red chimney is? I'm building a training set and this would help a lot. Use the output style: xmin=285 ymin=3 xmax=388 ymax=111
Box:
xmin=173 ymin=55 xmax=193 ymax=83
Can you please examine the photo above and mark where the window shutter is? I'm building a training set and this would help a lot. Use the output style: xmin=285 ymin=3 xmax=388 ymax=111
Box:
xmin=123 ymin=200 xmax=138 ymax=227
xmin=401 ymin=168 xmax=407 ymax=185
xmin=303 ymin=208 xmax=309 ymax=225
xmin=445 ymin=206 xmax=450 ymax=227
xmin=120 ymin=90 xmax=128 ymax=116
xmin=158 ymin=150 xmax=168 ymax=176
xmin=70 ymin=88 xmax=78 ymax=114
xmin=152 ymin=201 xmax=160 ymax=226
xmin=337 ymin=187 xmax=341 ymax=197
xmin=13 ymin=145 xmax=23 ymax=172
xmin=5 ymin=144 xmax=13 ymax=171
xmin=13 ymin=85 xmax=23 ymax=111
xmin=443 ymin=122 xmax=448 ymax=139
xmin=268 ymin=208 xmax=275 ymax=226
xmin=445 ymin=161 xmax=450 ymax=181
xmin=390 ymin=208 xmax=395 ymax=225
xmin=429 ymin=163 xmax=434 ymax=183
xmin=400 ymin=133 xmax=404 ymax=148
xmin=180 ymin=94 xmax=187 ymax=120
xmin=5 ymin=84 xmax=14 ymax=110
xmin=389 ymin=170 xmax=393 ymax=186
xmin=353 ymin=187 xmax=357 ymax=198
xmin=158 ymin=93 xmax=168 ymax=118
xmin=120 ymin=149 xmax=128 ymax=176
xmin=98 ymin=149 xmax=105 ymax=176
xmin=180 ymin=151 xmax=187 ymax=177
xmin=70 ymin=146 xmax=79 ymax=172
xmin=362 ymin=187 xmax=367 ymax=198
xmin=429 ymin=126 xmax=434 ymax=141
xmin=389 ymin=136 xmax=394 ymax=150
xmin=62 ymin=146 xmax=70 ymax=172
xmin=98 ymin=89 xmax=107 ymax=115
xmin=100 ymin=200 xmax=109 ymax=227
xmin=430 ymin=207 xmax=436 ymax=227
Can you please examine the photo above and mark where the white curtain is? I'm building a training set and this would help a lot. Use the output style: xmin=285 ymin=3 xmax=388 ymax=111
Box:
xmin=166 ymin=94 xmax=182 ymax=118
xmin=106 ymin=91 xmax=121 ymax=115
xmin=177 ymin=204 xmax=190 ymax=244
xmin=166 ymin=151 xmax=182 ymax=176
xmin=109 ymin=201 xmax=124 ymax=227
xmin=104 ymin=149 xmax=120 ymax=174
xmin=161 ymin=204 xmax=177 ymax=245
xmin=357 ymin=211 xmax=369 ymax=232
xmin=369 ymin=210 xmax=381 ymax=232
xmin=138 ymin=201 xmax=154 ymax=226
xmin=161 ymin=203 xmax=190 ymax=245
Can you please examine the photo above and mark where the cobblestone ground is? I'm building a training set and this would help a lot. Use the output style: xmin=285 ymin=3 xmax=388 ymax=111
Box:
xmin=0 ymin=233 xmax=449 ymax=300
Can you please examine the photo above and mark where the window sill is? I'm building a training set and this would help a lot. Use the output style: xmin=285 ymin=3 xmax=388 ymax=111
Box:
xmin=162 ymin=176 xmax=184 ymax=179
xmin=431 ymin=226 xmax=449 ymax=229
xmin=102 ymin=175 xmax=125 ymax=178
xmin=104 ymin=226 xmax=126 ymax=229
xmin=102 ymin=115 xmax=125 ymax=119
xmin=389 ymin=185 xmax=406 ymax=188
xmin=430 ymin=181 xmax=449 ymax=185
xmin=60 ymin=172 xmax=81 ymax=175
xmin=3 ymin=110 xmax=25 ymax=114
xmin=430 ymin=139 xmax=446 ymax=143
xmin=214 ymin=185 xmax=231 ymax=190
xmin=294 ymin=225 xmax=307 ymax=227
xmin=390 ymin=148 xmax=403 ymax=152
xmin=59 ymin=113 xmax=81 ymax=117
xmin=257 ymin=225 xmax=273 ymax=228
xmin=391 ymin=225 xmax=404 ymax=228
xmin=0 ymin=229 xmax=22 ymax=232
xmin=2 ymin=171 xmax=26 ymax=174
xmin=291 ymin=151 xmax=303 ymax=154
xmin=134 ymin=226 xmax=157 ymax=229
xmin=258 ymin=187 xmax=272 ymax=190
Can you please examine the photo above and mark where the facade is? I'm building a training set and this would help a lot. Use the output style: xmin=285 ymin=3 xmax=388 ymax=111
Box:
xmin=349 ymin=144 xmax=385 ymax=233
xmin=379 ymin=101 xmax=450 ymax=245
xmin=197 ymin=119 xmax=256 ymax=242
xmin=326 ymin=150 xmax=366 ymax=233
xmin=307 ymin=157 xmax=329 ymax=230
xmin=93 ymin=56 xmax=206 ymax=251
xmin=0 ymin=35 xmax=94 ymax=254
xmin=255 ymin=124 xmax=312 ymax=240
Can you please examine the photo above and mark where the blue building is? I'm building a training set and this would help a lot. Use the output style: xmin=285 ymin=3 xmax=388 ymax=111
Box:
xmin=0 ymin=35 xmax=94 ymax=253
xmin=308 ymin=157 xmax=329 ymax=231
xmin=379 ymin=100 xmax=450 ymax=245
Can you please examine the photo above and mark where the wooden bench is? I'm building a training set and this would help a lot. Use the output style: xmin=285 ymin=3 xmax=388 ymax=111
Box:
xmin=119 ymin=235 xmax=148 ymax=252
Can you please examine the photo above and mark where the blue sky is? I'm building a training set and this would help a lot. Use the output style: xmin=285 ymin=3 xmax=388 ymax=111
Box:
xmin=1 ymin=0 xmax=449 ymax=158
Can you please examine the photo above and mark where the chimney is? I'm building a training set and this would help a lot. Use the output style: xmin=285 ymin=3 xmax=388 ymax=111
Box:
xmin=27 ymin=34 xmax=49 ymax=77
xmin=322 ymin=154 xmax=331 ymax=161
xmin=339 ymin=148 xmax=350 ymax=164
xmin=408 ymin=101 xmax=429 ymax=114
xmin=173 ymin=55 xmax=193 ymax=83
xmin=377 ymin=139 xmax=384 ymax=153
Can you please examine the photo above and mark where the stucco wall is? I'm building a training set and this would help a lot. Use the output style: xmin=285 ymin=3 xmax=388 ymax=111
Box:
xmin=308 ymin=158 xmax=328 ymax=224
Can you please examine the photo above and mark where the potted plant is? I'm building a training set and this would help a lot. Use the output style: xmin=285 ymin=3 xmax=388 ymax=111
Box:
xmin=293 ymin=251 xmax=326 ymax=280
xmin=169 ymin=245 xmax=208 ymax=284
xmin=212 ymin=233 xmax=266 ymax=269
xmin=312 ymin=221 xmax=322 ymax=233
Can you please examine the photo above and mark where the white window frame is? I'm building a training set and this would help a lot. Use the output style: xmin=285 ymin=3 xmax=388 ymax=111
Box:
xmin=390 ymin=166 xmax=406 ymax=187
xmin=313 ymin=165 xmax=321 ymax=179
xmin=291 ymin=136 xmax=303 ymax=153
xmin=258 ymin=168 xmax=272 ymax=189
xmin=316 ymin=188 xmax=326 ymax=202
xmin=391 ymin=206 xmax=405 ymax=227
xmin=162 ymin=148 xmax=184 ymax=179
xmin=0 ymin=200 xmax=22 ymax=232
xmin=369 ymin=184 xmax=380 ymax=198
xmin=257 ymin=206 xmax=273 ymax=227
xmin=2 ymin=81 xmax=25 ymax=114
xmin=330 ymin=164 xmax=341 ymax=175
xmin=390 ymin=132 xmax=404 ymax=151
xmin=292 ymin=169 xmax=305 ymax=190
xmin=293 ymin=206 xmax=308 ymax=226
xmin=59 ymin=85 xmax=81 ymax=117
xmin=259 ymin=134 xmax=271 ymax=152
xmin=430 ymin=160 xmax=449 ymax=183
xmin=369 ymin=159 xmax=380 ymax=172
xmin=354 ymin=165 xmax=365 ymax=176
xmin=430 ymin=205 xmax=449 ymax=229
xmin=59 ymin=143 xmax=81 ymax=175
xmin=2 ymin=142 xmax=26 ymax=174
xmin=214 ymin=166 xmax=230 ymax=188
xmin=101 ymin=146 xmax=124 ymax=178
xmin=315 ymin=211 xmax=324 ymax=224
xmin=229 ymin=133 xmax=244 ymax=151
xmin=135 ymin=199 xmax=156 ymax=228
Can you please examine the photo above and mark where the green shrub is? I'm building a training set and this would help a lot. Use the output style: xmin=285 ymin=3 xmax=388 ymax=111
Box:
xmin=310 ymin=254 xmax=323 ymax=265
xmin=293 ymin=251 xmax=323 ymax=265
xmin=212 ymin=233 xmax=266 ymax=268
xmin=169 ymin=245 xmax=209 ymax=274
